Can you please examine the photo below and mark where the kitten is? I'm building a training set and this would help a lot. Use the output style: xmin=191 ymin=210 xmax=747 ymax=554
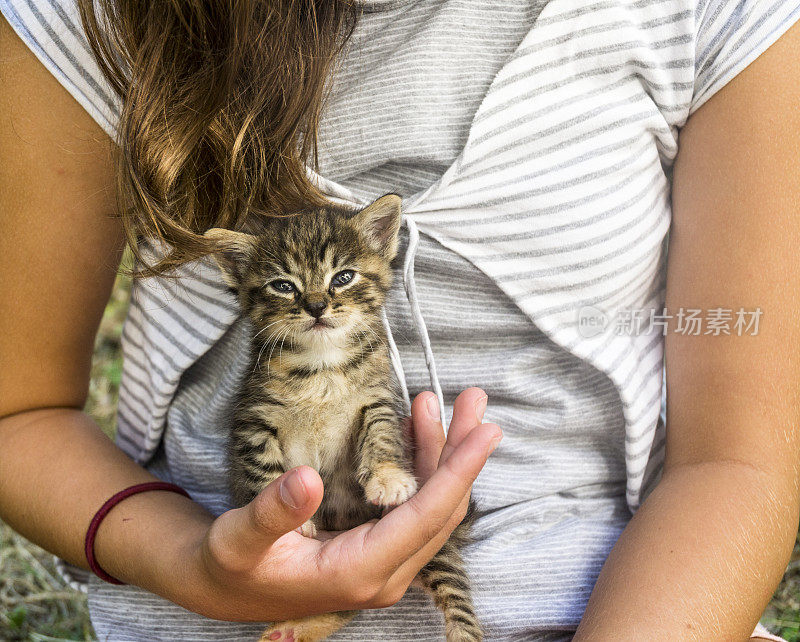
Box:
xmin=205 ymin=194 xmax=481 ymax=642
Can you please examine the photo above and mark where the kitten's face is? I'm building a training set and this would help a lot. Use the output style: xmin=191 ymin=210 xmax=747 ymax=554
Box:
xmin=206 ymin=194 xmax=402 ymax=356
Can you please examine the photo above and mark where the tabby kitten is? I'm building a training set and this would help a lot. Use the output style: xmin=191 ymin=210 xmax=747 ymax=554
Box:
xmin=205 ymin=194 xmax=481 ymax=642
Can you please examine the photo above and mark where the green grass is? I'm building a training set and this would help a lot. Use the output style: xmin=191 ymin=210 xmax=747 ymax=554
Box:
xmin=1 ymin=259 xmax=798 ymax=640
xmin=0 ymin=522 xmax=93 ymax=641
xmin=763 ymin=535 xmax=800 ymax=642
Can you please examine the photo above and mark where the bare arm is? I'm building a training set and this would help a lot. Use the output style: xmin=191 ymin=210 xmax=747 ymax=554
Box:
xmin=0 ymin=14 xmax=501 ymax=620
xmin=0 ymin=9 xmax=214 ymax=605
xmin=573 ymin=20 xmax=800 ymax=641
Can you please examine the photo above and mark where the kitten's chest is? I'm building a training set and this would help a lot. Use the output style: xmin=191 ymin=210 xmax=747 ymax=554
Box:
xmin=271 ymin=375 xmax=363 ymax=473
xmin=281 ymin=403 xmax=357 ymax=472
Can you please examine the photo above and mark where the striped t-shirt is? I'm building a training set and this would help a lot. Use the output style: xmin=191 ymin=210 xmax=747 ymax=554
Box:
xmin=2 ymin=0 xmax=799 ymax=640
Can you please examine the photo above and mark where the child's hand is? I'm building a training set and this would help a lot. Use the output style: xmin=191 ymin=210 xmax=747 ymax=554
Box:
xmin=178 ymin=388 xmax=500 ymax=622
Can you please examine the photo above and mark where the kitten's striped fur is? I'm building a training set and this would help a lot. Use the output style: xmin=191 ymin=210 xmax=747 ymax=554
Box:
xmin=205 ymin=194 xmax=481 ymax=642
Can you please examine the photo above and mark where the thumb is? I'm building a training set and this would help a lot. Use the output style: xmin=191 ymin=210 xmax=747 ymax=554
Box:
xmin=223 ymin=466 xmax=324 ymax=555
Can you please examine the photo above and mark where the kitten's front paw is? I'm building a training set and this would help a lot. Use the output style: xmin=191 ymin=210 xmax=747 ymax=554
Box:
xmin=295 ymin=520 xmax=317 ymax=538
xmin=363 ymin=463 xmax=418 ymax=506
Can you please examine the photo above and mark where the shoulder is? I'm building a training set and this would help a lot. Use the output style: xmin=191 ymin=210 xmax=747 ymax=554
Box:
xmin=690 ymin=0 xmax=800 ymax=114
xmin=0 ymin=0 xmax=119 ymax=137
xmin=542 ymin=0 xmax=800 ymax=124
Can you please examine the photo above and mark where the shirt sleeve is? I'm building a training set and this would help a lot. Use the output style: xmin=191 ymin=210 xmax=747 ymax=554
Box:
xmin=0 ymin=0 xmax=119 ymax=138
xmin=691 ymin=0 xmax=800 ymax=115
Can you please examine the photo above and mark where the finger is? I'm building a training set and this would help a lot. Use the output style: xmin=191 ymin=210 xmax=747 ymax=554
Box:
xmin=386 ymin=389 xmax=487 ymax=576
xmin=410 ymin=391 xmax=446 ymax=482
xmin=222 ymin=466 xmax=324 ymax=555
xmin=388 ymin=487 xmax=472 ymax=588
xmin=384 ymin=391 xmax=490 ymax=587
xmin=363 ymin=423 xmax=502 ymax=574
xmin=440 ymin=387 xmax=488 ymax=465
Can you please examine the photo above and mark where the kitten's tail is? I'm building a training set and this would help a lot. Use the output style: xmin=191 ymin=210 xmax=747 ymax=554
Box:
xmin=419 ymin=500 xmax=483 ymax=642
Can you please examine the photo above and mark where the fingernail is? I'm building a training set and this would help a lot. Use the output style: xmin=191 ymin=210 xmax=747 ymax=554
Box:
xmin=475 ymin=395 xmax=488 ymax=423
xmin=488 ymin=430 xmax=503 ymax=454
xmin=426 ymin=394 xmax=440 ymax=421
xmin=280 ymin=469 xmax=308 ymax=509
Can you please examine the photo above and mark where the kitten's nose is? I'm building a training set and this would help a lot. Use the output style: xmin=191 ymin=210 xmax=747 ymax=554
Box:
xmin=304 ymin=300 xmax=328 ymax=318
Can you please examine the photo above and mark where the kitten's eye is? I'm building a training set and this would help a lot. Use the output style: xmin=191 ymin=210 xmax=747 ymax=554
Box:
xmin=330 ymin=270 xmax=355 ymax=288
xmin=269 ymin=280 xmax=296 ymax=294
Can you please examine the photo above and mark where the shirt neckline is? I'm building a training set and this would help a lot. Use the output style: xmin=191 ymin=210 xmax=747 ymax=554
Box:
xmin=318 ymin=1 xmax=533 ymax=210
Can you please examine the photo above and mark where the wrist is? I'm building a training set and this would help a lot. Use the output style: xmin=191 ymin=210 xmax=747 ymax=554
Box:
xmin=92 ymin=487 xmax=215 ymax=609
xmin=168 ymin=514 xmax=241 ymax=620
xmin=85 ymin=482 xmax=192 ymax=584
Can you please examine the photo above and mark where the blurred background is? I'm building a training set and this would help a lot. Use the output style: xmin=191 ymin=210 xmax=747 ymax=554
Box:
xmin=0 ymin=255 xmax=798 ymax=641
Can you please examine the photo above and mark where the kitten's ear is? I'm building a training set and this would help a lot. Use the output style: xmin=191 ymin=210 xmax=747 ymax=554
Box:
xmin=203 ymin=228 xmax=257 ymax=288
xmin=351 ymin=193 xmax=403 ymax=259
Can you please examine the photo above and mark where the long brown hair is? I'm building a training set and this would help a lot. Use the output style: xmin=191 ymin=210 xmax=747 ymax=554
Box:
xmin=78 ymin=0 xmax=358 ymax=276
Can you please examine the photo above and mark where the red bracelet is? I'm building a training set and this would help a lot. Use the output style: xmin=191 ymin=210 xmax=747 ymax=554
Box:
xmin=84 ymin=481 xmax=191 ymax=585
